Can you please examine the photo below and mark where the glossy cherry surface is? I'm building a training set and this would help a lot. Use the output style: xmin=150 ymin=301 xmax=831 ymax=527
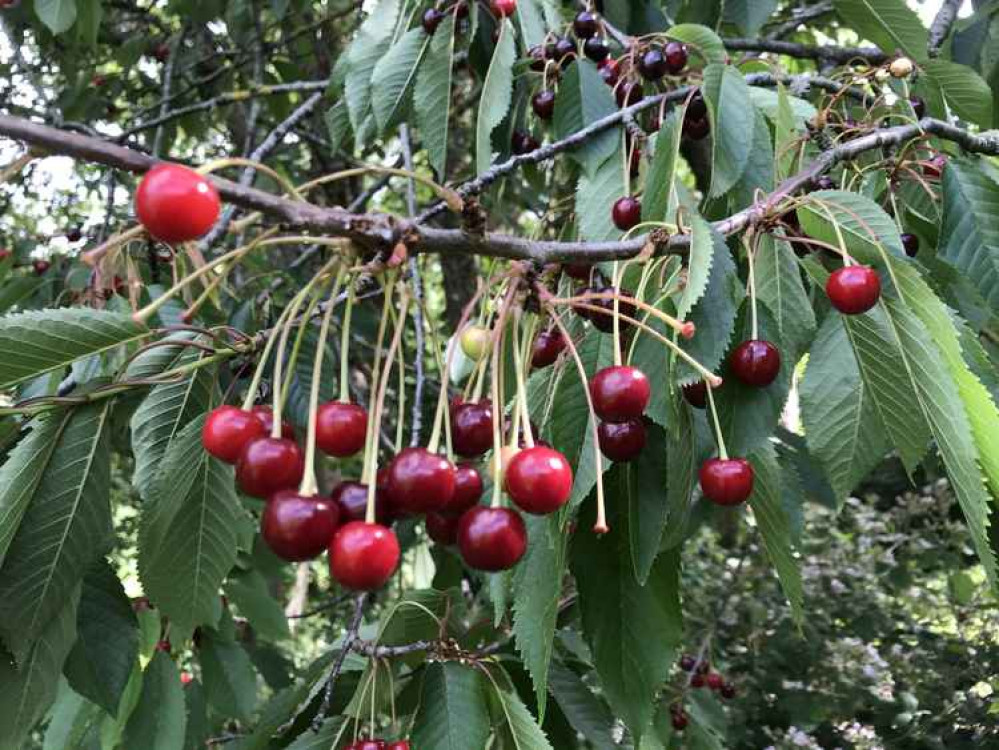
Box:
xmin=315 ymin=401 xmax=368 ymax=457
xmin=426 ymin=512 xmax=461 ymax=545
xmin=681 ymin=381 xmax=707 ymax=409
xmin=422 ymin=7 xmax=444 ymax=33
xmin=492 ymin=0 xmax=516 ymax=17
xmin=447 ymin=463 xmax=484 ymax=513
xmin=729 ymin=340 xmax=781 ymax=387
xmin=505 ymin=445 xmax=573 ymax=514
xmin=699 ymin=458 xmax=754 ymax=506
xmin=578 ymin=285 xmax=636 ymax=333
xmin=261 ymin=491 xmax=339 ymax=561
xmin=236 ymin=437 xmax=304 ymax=498
xmin=329 ymin=522 xmax=400 ymax=590
xmin=531 ymin=328 xmax=566 ymax=368
xmin=202 ymin=405 xmax=266 ymax=463
xmin=553 ymin=36 xmax=576 ymax=62
xmin=330 ymin=480 xmax=369 ymax=523
xmin=457 ymin=506 xmax=527 ymax=570
xmin=32 ymin=259 xmax=50 ymax=275
xmin=664 ymin=41 xmax=688 ymax=73
xmin=597 ymin=418 xmax=646 ymax=462
xmin=826 ymin=265 xmax=881 ymax=315
xmin=250 ymin=404 xmax=295 ymax=440
xmin=909 ymin=96 xmax=926 ymax=118
xmin=563 ymin=263 xmax=592 ymax=280
xmin=532 ymin=90 xmax=556 ymax=120
xmin=638 ymin=48 xmax=669 ymax=80
xmin=590 ymin=365 xmax=651 ymax=422
xmin=511 ymin=130 xmax=540 ymax=155
xmin=901 ymin=232 xmax=919 ymax=257
xmin=573 ymin=10 xmax=599 ymax=38
xmin=612 ymin=196 xmax=642 ymax=231
xmin=387 ymin=742 xmax=411 ymax=750
xmin=683 ymin=116 xmax=710 ymax=140
xmin=583 ymin=37 xmax=610 ymax=62
xmin=386 ymin=447 xmax=456 ymax=512
xmin=135 ymin=164 xmax=221 ymax=244
xmin=451 ymin=399 xmax=494 ymax=457
xmin=686 ymin=90 xmax=707 ymax=119
xmin=599 ymin=58 xmax=620 ymax=85
xmin=615 ymin=80 xmax=643 ymax=107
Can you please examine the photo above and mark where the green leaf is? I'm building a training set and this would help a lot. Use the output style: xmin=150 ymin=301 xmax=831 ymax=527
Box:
xmin=516 ymin=0 xmax=547 ymax=48
xmin=623 ymin=424 xmax=671 ymax=584
xmin=411 ymin=662 xmax=492 ymax=750
xmin=225 ymin=569 xmax=291 ymax=642
xmin=701 ymin=64 xmax=755 ymax=198
xmin=324 ymin=100 xmax=351 ymax=154
xmin=138 ymin=416 xmax=244 ymax=633
xmin=749 ymin=85 xmax=817 ymax=134
xmin=476 ymin=18 xmax=517 ymax=175
xmin=0 ymin=308 xmax=148 ymax=390
xmin=0 ymin=594 xmax=79 ymax=750
xmin=488 ymin=667 xmax=555 ymax=750
xmin=642 ymin=109 xmax=684 ymax=223
xmin=285 ymin=717 xmax=350 ymax=749
xmin=35 ymin=0 xmax=78 ymax=34
xmin=665 ymin=24 xmax=727 ymax=64
xmin=663 ymin=398 xmax=697 ymax=549
xmin=938 ymin=158 xmax=999 ymax=310
xmin=512 ymin=514 xmax=567 ymax=716
xmin=754 ymin=236 xmax=816 ymax=360
xmin=547 ymin=661 xmax=616 ymax=750
xmin=198 ymin=627 xmax=258 ymax=721
xmin=0 ymin=402 xmax=112 ymax=665
xmin=677 ymin=213 xmax=716 ymax=320
xmin=730 ymin=106 xmax=774 ymax=209
xmin=121 ymin=651 xmax=187 ymax=750
xmin=0 ymin=276 xmax=44 ymax=314
xmin=800 ymin=314 xmax=890 ymax=503
xmin=43 ymin=681 xmax=105 ymax=750
xmin=344 ymin=0 xmax=401 ymax=148
xmin=576 ymin=144 xmax=626 ymax=242
xmin=371 ymin=28 xmax=430 ymax=132
xmin=572 ymin=502 xmax=683 ymax=741
xmin=723 ymin=0 xmax=778 ymax=35
xmin=553 ymin=60 xmax=619 ymax=173
xmin=924 ymin=59 xmax=993 ymax=128
xmin=833 ymin=0 xmax=928 ymax=61
xmin=415 ymin=15 xmax=455 ymax=178
xmin=798 ymin=189 xmax=905 ymax=262
xmin=63 ymin=560 xmax=139 ymax=716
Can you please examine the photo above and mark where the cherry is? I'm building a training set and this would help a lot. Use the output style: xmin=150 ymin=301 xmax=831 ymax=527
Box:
xmin=615 ymin=80 xmax=644 ymax=107
xmin=695 ymin=659 xmax=710 ymax=675
xmin=422 ymin=7 xmax=445 ymax=33
xmin=532 ymin=90 xmax=556 ymax=120
xmin=352 ymin=739 xmax=384 ymax=750
xmin=729 ymin=340 xmax=781 ymax=387
xmin=597 ymin=418 xmax=646 ymax=462
xmin=671 ymin=709 xmax=689 ymax=731
xmin=686 ymin=90 xmax=707 ymax=120
xmin=66 ymin=226 xmax=83 ymax=242
xmin=706 ymin=672 xmax=724 ymax=690
xmin=447 ymin=462 xmax=484 ymax=513
xmin=491 ymin=0 xmax=516 ymax=17
xmin=691 ymin=673 xmax=706 ymax=688
xmin=590 ymin=365 xmax=651 ymax=422
xmin=681 ymin=381 xmax=707 ymax=409
xmin=330 ymin=480 xmax=369 ymax=523
xmin=460 ymin=325 xmax=491 ymax=359
xmin=664 ymin=41 xmax=688 ymax=74
xmin=612 ymin=196 xmax=641 ymax=231
xmin=552 ymin=37 xmax=576 ymax=63
xmin=890 ymin=57 xmax=914 ymax=78
xmin=598 ymin=58 xmax=619 ymax=86
xmin=909 ymin=96 xmax=926 ymax=119
xmin=901 ymin=232 xmax=919 ymax=257
xmin=814 ymin=175 xmax=835 ymax=190
xmin=826 ymin=265 xmax=881 ymax=315
xmin=923 ymin=153 xmax=946 ymax=178
xmin=156 ymin=639 xmax=172 ymax=653
xmin=32 ymin=259 xmax=50 ymax=275
xmin=0 ymin=248 xmax=9 ymax=262
xmin=451 ymin=399 xmax=494 ymax=457
xmin=528 ymin=45 xmax=546 ymax=72
xmin=563 ymin=263 xmax=592 ymax=280
xmin=578 ymin=285 xmax=636 ymax=333
xmin=531 ymin=328 xmax=566 ymax=368
xmin=315 ymin=401 xmax=368 ymax=457
xmin=453 ymin=1 xmax=469 ymax=18
xmin=505 ymin=445 xmax=573 ymax=514
xmin=387 ymin=742 xmax=411 ymax=750
xmin=329 ymin=522 xmax=400 ymax=590
xmin=638 ymin=48 xmax=669 ymax=80
xmin=135 ymin=164 xmax=220 ymax=244
xmin=583 ymin=37 xmax=610 ymax=62
xmin=236 ymin=437 xmax=304 ymax=498
xmin=152 ymin=42 xmax=170 ymax=62
xmin=720 ymin=682 xmax=736 ymax=699
xmin=573 ymin=11 xmax=599 ymax=38
xmin=511 ymin=130 xmax=540 ymax=155
xmin=261 ymin=491 xmax=339 ymax=561
xmin=679 ymin=654 xmax=697 ymax=671
xmin=699 ymin=458 xmax=754 ymax=506
xmin=683 ymin=116 xmax=710 ymax=140
xmin=202 ymin=405 xmax=267 ymax=463
xmin=426 ymin=511 xmax=461 ymax=545
xmin=457 ymin=506 xmax=527 ymax=570
xmin=386 ymin=447 xmax=456 ymax=513
xmin=250 ymin=404 xmax=295 ymax=440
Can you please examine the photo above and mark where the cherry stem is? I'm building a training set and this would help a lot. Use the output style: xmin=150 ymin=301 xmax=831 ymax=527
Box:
xmin=196 ymin=157 xmax=307 ymax=201
xmin=296 ymin=165 xmax=463 ymax=213
xmin=489 ymin=282 xmax=519 ymax=508
xmin=419 ymin=293 xmax=452 ymax=457
xmin=551 ymin=291 xmax=694 ymax=338
xmin=271 ymin=277 xmax=326 ymax=438
xmin=704 ymin=381 xmax=729 ymax=461
xmin=509 ymin=309 xmax=533 ymax=449
xmin=339 ymin=279 xmax=356 ymax=403
xmin=745 ymin=234 xmax=759 ymax=341
xmin=241 ymin=298 xmax=298 ymax=412
xmin=394 ymin=311 xmax=407 ymax=454
xmin=360 ymin=273 xmax=397 ymax=487
xmin=612 ymin=261 xmax=623 ymax=367
xmin=515 ymin=312 xmax=537 ymax=448
xmin=278 ymin=289 xmax=325 ymax=413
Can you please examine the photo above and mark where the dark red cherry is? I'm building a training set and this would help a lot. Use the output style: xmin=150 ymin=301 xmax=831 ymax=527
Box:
xmin=578 ymin=285 xmax=636 ymax=333
xmin=923 ymin=153 xmax=946 ymax=178
xmin=552 ymin=36 xmax=576 ymax=62
xmin=720 ymin=682 xmax=736 ymax=699
xmin=901 ymin=232 xmax=918 ymax=257
xmin=426 ymin=512 xmax=461 ymax=545
xmin=681 ymin=381 xmax=707 ymax=409
xmin=202 ymin=405 xmax=266 ymax=463
xmin=457 ymin=506 xmax=527 ymax=570
xmin=261 ymin=491 xmax=339 ymax=561
xmin=671 ymin=709 xmax=689 ymax=730
xmin=638 ymin=48 xmax=669 ymax=80
xmin=152 ymin=42 xmax=170 ymax=62
xmin=699 ymin=458 xmax=754 ymax=506
xmin=32 ymin=259 xmax=50 ymax=275
xmin=706 ymin=672 xmax=724 ymax=690
xmin=447 ymin=463 xmax=484 ymax=513
xmin=664 ymin=41 xmax=688 ymax=74
xmin=683 ymin=116 xmax=710 ymax=140
xmin=686 ymin=90 xmax=707 ymax=119
xmin=492 ymin=0 xmax=516 ymax=17
xmin=511 ymin=130 xmax=540 ymax=155
xmin=573 ymin=10 xmax=599 ymax=38
xmin=909 ymin=96 xmax=926 ymax=119
xmin=0 ymin=248 xmax=10 ymax=262
xmin=583 ymin=37 xmax=610 ymax=62
xmin=355 ymin=741 xmax=382 ymax=750
xmin=532 ymin=90 xmax=556 ymax=120
xmin=236 ymin=437 xmax=304 ymax=498
xmin=598 ymin=58 xmax=619 ymax=85
xmin=814 ymin=175 xmax=835 ymax=190
xmin=528 ymin=44 xmax=546 ymax=72
xmin=729 ymin=340 xmax=781 ymax=387
xmin=563 ymin=263 xmax=592 ymax=280
xmin=453 ymin=1 xmax=469 ymax=18
xmin=826 ymin=265 xmax=881 ymax=314
xmin=597 ymin=418 xmax=646 ymax=462
xmin=331 ymin=480 xmax=369 ymax=523
xmin=615 ymin=80 xmax=644 ymax=107
xmin=135 ymin=163 xmax=221 ymax=244
xmin=590 ymin=365 xmax=651 ymax=422
xmin=679 ymin=654 xmax=697 ymax=671
xmin=451 ymin=399 xmax=494 ymax=457
xmin=66 ymin=226 xmax=83 ymax=243
xmin=612 ymin=196 xmax=641 ymax=231
xmin=504 ymin=445 xmax=573 ymax=514
xmin=315 ymin=401 xmax=368 ymax=457
xmin=691 ymin=673 xmax=706 ymax=688
xmin=329 ymin=522 xmax=400 ymax=590
xmin=250 ymin=405 xmax=295 ymax=440
xmin=387 ymin=742 xmax=411 ymax=750
xmin=422 ymin=7 xmax=445 ymax=33
xmin=386 ymin=447 xmax=456 ymax=512
xmin=531 ymin=328 xmax=566 ymax=368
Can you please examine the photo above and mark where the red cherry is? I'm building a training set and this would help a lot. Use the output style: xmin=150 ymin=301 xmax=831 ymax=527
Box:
xmin=720 ymin=682 xmax=736 ymax=699
xmin=563 ymin=263 xmax=592 ymax=280
xmin=664 ymin=41 xmax=688 ymax=74
xmin=453 ymin=1 xmax=469 ymax=18
xmin=504 ymin=445 xmax=573 ymax=514
xmin=671 ymin=709 xmax=689 ymax=730
xmin=686 ymin=90 xmax=707 ymax=119
xmin=590 ymin=365 xmax=651 ymax=422
xmin=386 ymin=447 xmax=456 ymax=512
xmin=426 ymin=512 xmax=461 ymax=545
xmin=923 ymin=153 xmax=946 ymax=178
xmin=597 ymin=418 xmax=646 ymax=462
xmin=261 ymin=491 xmax=339 ymax=561
xmin=32 ymin=259 xmax=50 ymax=275
xmin=583 ymin=37 xmax=610 ymax=62
xmin=531 ymin=329 xmax=566 ymax=368
xmin=447 ymin=463 xmax=483 ymax=513
xmin=729 ymin=340 xmax=781 ymax=387
xmin=637 ymin=47 xmax=668 ymax=80
xmin=553 ymin=37 xmax=576 ymax=62
xmin=135 ymin=164 xmax=221 ymax=244
xmin=201 ymin=406 xmax=266 ymax=463
xmin=573 ymin=10 xmax=599 ymax=38
xmin=578 ymin=285 xmax=636 ymax=333
xmin=422 ymin=7 xmax=445 ymax=33
xmin=66 ymin=226 xmax=83 ymax=242
xmin=528 ymin=45 xmax=546 ymax=72
xmin=691 ymin=673 xmax=706 ymax=688
xmin=156 ymin=639 xmax=172 ymax=653
xmin=236 ymin=437 xmax=304 ymax=498
xmin=355 ymin=740 xmax=383 ymax=750
xmin=387 ymin=742 xmax=411 ymax=750
xmin=492 ymin=0 xmax=516 ymax=16
xmin=532 ymin=90 xmax=556 ymax=120
xmin=599 ymin=58 xmax=620 ymax=86
xmin=706 ymin=672 xmax=724 ymax=690
xmin=250 ymin=405 xmax=295 ymax=440
xmin=152 ymin=42 xmax=170 ymax=62
xmin=457 ymin=506 xmax=527 ymax=570
xmin=612 ymin=196 xmax=641 ymax=231
xmin=826 ymin=265 xmax=881 ymax=315
xmin=329 ymin=522 xmax=400 ymax=590
xmin=699 ymin=458 xmax=754 ymax=506
xmin=0 ymin=249 xmax=10 ymax=262
xmin=511 ymin=130 xmax=540 ymax=155
xmin=315 ymin=401 xmax=368 ymax=457
xmin=679 ymin=654 xmax=697 ymax=671
xmin=615 ymin=80 xmax=644 ymax=107
xmin=451 ymin=400 xmax=494 ymax=457
xmin=330 ymin=480 xmax=368 ymax=523
xmin=681 ymin=381 xmax=707 ymax=409
xmin=901 ymin=233 xmax=919 ymax=257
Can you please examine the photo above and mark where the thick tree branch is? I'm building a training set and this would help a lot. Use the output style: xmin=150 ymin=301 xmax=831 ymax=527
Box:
xmin=928 ymin=0 xmax=963 ymax=57
xmin=764 ymin=1 xmax=835 ymax=40
xmin=723 ymin=38 xmax=887 ymax=65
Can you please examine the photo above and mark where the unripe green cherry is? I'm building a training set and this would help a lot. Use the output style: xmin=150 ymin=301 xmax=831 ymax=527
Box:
xmin=460 ymin=325 xmax=491 ymax=360
xmin=889 ymin=57 xmax=913 ymax=79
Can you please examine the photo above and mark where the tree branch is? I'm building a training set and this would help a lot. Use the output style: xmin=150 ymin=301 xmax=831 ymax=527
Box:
xmin=764 ymin=1 xmax=835 ymax=40
xmin=928 ymin=0 xmax=963 ymax=57
xmin=723 ymin=38 xmax=887 ymax=65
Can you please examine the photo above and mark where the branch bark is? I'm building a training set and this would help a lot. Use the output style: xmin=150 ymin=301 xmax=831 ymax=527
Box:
xmin=928 ymin=0 xmax=963 ymax=57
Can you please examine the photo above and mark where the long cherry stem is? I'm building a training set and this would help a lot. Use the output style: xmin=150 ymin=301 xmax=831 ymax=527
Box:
xmin=705 ymin=382 xmax=729 ymax=461
xmin=339 ymin=279 xmax=356 ymax=403
xmin=360 ymin=274 xmax=397 ymax=486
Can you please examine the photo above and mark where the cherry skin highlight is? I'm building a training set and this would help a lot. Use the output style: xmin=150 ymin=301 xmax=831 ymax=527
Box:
xmin=329 ymin=521 xmax=400 ymax=590
xmin=729 ymin=340 xmax=781 ymax=388
xmin=386 ymin=447 xmax=456 ymax=513
xmin=590 ymin=365 xmax=651 ymax=422
xmin=202 ymin=405 xmax=266 ymax=463
xmin=492 ymin=0 xmax=516 ymax=17
xmin=597 ymin=418 xmax=647 ymax=462
xmin=135 ymin=163 xmax=221 ymax=244
xmin=315 ymin=401 xmax=368 ymax=457
xmin=901 ymin=233 xmax=919 ymax=257
xmin=664 ymin=41 xmax=688 ymax=74
xmin=531 ymin=328 xmax=566 ymax=368
xmin=250 ymin=404 xmax=295 ymax=440
xmin=387 ymin=742 xmax=411 ymax=750
xmin=826 ymin=265 xmax=881 ymax=315
xmin=638 ymin=48 xmax=669 ymax=80
xmin=505 ymin=445 xmax=573 ymax=514
xmin=236 ymin=437 xmax=304 ymax=498
xmin=612 ymin=196 xmax=642 ymax=231
xmin=261 ymin=491 xmax=340 ymax=562
xmin=457 ymin=506 xmax=527 ymax=571
xmin=451 ymin=399 xmax=494 ymax=457
xmin=681 ymin=381 xmax=708 ymax=409
xmin=532 ymin=90 xmax=556 ymax=120
xmin=573 ymin=10 xmax=599 ymax=38
xmin=699 ymin=458 xmax=754 ymax=506
xmin=583 ymin=37 xmax=610 ymax=62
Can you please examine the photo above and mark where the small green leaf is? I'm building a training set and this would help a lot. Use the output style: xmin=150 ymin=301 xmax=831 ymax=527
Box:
xmin=798 ymin=189 xmax=905 ymax=262
xmin=924 ymin=59 xmax=993 ymax=128
xmin=411 ymin=662 xmax=491 ymax=750
xmin=553 ymin=60 xmax=619 ymax=173
xmin=415 ymin=15 xmax=455 ymax=178
xmin=121 ymin=651 xmax=187 ymax=750
xmin=225 ymin=569 xmax=291 ymax=642
xmin=754 ymin=236 xmax=816 ymax=360
xmin=701 ymin=64 xmax=755 ymax=198
xmin=488 ymin=667 xmax=555 ymax=749
xmin=476 ymin=19 xmax=517 ymax=175
xmin=642 ymin=109 xmax=684 ymax=223
xmin=199 ymin=627 xmax=259 ymax=721
xmin=35 ymin=0 xmax=78 ymax=34
xmin=371 ymin=28 xmax=430 ymax=131
xmin=833 ymin=0 xmax=928 ymax=61
xmin=677 ymin=213 xmax=715 ymax=320
xmin=723 ymin=0 xmax=778 ymax=35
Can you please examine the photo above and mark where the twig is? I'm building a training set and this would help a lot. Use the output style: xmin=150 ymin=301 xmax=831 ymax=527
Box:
xmin=151 ymin=29 xmax=184 ymax=157
xmin=928 ymin=0 xmax=963 ymax=57
xmin=764 ymin=1 xmax=835 ymax=40
xmin=313 ymin=593 xmax=367 ymax=730
xmin=399 ymin=123 xmax=426 ymax=447
xmin=723 ymin=37 xmax=887 ymax=65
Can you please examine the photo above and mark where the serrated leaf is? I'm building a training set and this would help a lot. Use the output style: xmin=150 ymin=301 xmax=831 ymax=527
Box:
xmin=677 ymin=214 xmax=717 ymax=321
xmin=411 ymin=662 xmax=491 ymax=750
xmin=0 ymin=402 xmax=112 ymax=665
xmin=730 ymin=106 xmax=774 ymax=209
xmin=702 ymin=64 xmax=755 ymax=198
xmin=622 ymin=426 xmax=671 ymax=584
xmin=576 ymin=145 xmax=626 ymax=241
xmin=121 ymin=651 xmax=186 ymax=750
xmin=476 ymin=19 xmax=517 ymax=175
xmin=755 ymin=236 xmax=816 ymax=360
xmin=199 ymin=627 xmax=258 ymax=721
xmin=798 ymin=189 xmax=905 ymax=262
xmin=516 ymin=0 xmax=547 ymax=48
xmin=0 ymin=308 xmax=148 ymax=390
xmin=0 ymin=276 xmax=44 ymax=314
xmin=138 ymin=416 xmax=243 ymax=633
xmin=35 ymin=0 xmax=78 ymax=34
xmin=344 ymin=0 xmax=401 ymax=149
xmin=643 ymin=109 xmax=684 ymax=223
xmin=371 ymin=28 xmax=430 ymax=131
xmin=800 ymin=314 xmax=890 ymax=502
xmin=547 ymin=661 xmax=616 ymax=750
xmin=662 ymin=398 xmax=696 ymax=549
xmin=63 ymin=560 xmax=139 ymax=716
xmin=225 ymin=569 xmax=291 ymax=642
xmin=773 ymin=84 xmax=802 ymax=184
xmin=285 ymin=717 xmax=349 ymax=749
xmin=924 ymin=59 xmax=993 ymax=128
xmin=43 ymin=680 xmax=105 ymax=750
xmin=553 ymin=60 xmax=619 ymax=173
xmin=833 ymin=0 xmax=928 ymax=61
xmin=488 ymin=667 xmax=555 ymax=750
xmin=324 ymin=100 xmax=351 ymax=154
xmin=665 ymin=24 xmax=727 ymax=64
xmin=415 ymin=15 xmax=455 ymax=178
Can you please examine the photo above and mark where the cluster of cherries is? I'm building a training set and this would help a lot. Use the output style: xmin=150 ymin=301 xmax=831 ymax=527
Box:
xmin=669 ymin=654 xmax=737 ymax=731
